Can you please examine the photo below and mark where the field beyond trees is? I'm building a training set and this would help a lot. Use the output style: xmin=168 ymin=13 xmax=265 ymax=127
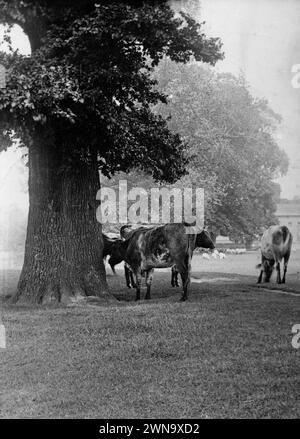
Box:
xmin=1 ymin=251 xmax=299 ymax=419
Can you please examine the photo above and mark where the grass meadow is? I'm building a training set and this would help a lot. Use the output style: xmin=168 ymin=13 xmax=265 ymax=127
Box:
xmin=0 ymin=251 xmax=299 ymax=418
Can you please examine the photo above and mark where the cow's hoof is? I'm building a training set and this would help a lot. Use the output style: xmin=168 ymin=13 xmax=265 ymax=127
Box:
xmin=179 ymin=296 xmax=187 ymax=302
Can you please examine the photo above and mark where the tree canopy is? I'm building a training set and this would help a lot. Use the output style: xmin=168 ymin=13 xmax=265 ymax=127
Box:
xmin=0 ymin=1 xmax=225 ymax=303
xmin=156 ymin=60 xmax=289 ymax=239
xmin=0 ymin=0 xmax=223 ymax=183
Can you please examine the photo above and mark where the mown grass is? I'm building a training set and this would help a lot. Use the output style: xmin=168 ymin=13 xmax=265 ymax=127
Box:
xmin=1 ymin=265 xmax=300 ymax=419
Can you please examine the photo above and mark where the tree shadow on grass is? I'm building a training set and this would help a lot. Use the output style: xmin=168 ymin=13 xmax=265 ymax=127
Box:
xmin=107 ymin=268 xmax=257 ymax=303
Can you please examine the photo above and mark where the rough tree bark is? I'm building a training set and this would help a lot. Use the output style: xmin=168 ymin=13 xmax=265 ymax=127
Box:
xmin=15 ymin=130 xmax=112 ymax=304
xmin=0 ymin=10 xmax=113 ymax=304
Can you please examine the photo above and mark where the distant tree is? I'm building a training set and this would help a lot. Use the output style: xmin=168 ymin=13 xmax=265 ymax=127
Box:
xmin=170 ymin=0 xmax=202 ymax=17
xmin=103 ymin=61 xmax=288 ymax=242
xmin=153 ymin=60 xmax=289 ymax=241
xmin=0 ymin=204 xmax=27 ymax=251
xmin=0 ymin=1 xmax=223 ymax=303
xmin=272 ymin=182 xmax=281 ymax=203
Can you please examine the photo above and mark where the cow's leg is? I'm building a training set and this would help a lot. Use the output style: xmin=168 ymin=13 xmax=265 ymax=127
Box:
xmin=171 ymin=266 xmax=179 ymax=287
xmin=179 ymin=270 xmax=190 ymax=301
xmin=276 ymin=261 xmax=281 ymax=284
xmin=263 ymin=259 xmax=274 ymax=283
xmin=130 ymin=270 xmax=137 ymax=288
xmin=282 ymin=252 xmax=290 ymax=284
xmin=282 ymin=264 xmax=287 ymax=284
xmin=135 ymin=270 xmax=142 ymax=301
xmin=257 ymin=266 xmax=263 ymax=284
xmin=145 ymin=269 xmax=154 ymax=300
xmin=179 ymin=255 xmax=191 ymax=301
xmin=124 ymin=265 xmax=132 ymax=288
xmin=171 ymin=266 xmax=175 ymax=287
xmin=175 ymin=268 xmax=179 ymax=287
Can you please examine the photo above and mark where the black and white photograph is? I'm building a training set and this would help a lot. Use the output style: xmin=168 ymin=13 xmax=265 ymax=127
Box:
xmin=0 ymin=0 xmax=299 ymax=422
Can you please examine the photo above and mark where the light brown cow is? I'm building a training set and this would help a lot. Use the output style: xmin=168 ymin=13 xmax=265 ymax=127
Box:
xmin=257 ymin=225 xmax=293 ymax=284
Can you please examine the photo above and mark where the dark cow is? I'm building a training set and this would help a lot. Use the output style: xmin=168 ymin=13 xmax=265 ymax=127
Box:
xmin=102 ymin=233 xmax=121 ymax=273
xmin=103 ymin=233 xmax=118 ymax=258
xmin=110 ymin=222 xmax=215 ymax=301
xmin=170 ymin=228 xmax=216 ymax=288
xmin=108 ymin=244 xmax=137 ymax=288
xmin=120 ymin=224 xmax=215 ymax=290
xmin=120 ymin=224 xmax=154 ymax=289
xmin=257 ymin=225 xmax=293 ymax=284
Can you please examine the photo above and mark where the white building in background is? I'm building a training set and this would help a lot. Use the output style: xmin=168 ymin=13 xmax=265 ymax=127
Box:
xmin=275 ymin=202 xmax=300 ymax=246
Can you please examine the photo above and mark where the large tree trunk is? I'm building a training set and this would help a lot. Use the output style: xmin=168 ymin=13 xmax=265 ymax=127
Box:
xmin=14 ymin=132 xmax=113 ymax=304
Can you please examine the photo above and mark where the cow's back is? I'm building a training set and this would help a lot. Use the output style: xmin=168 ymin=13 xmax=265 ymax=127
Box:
xmin=125 ymin=223 xmax=196 ymax=271
xmin=261 ymin=225 xmax=292 ymax=260
xmin=120 ymin=223 xmax=155 ymax=240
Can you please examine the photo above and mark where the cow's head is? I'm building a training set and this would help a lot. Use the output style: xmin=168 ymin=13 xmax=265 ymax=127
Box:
xmin=102 ymin=233 xmax=119 ymax=258
xmin=195 ymin=229 xmax=215 ymax=250
xmin=120 ymin=224 xmax=133 ymax=240
xmin=263 ymin=259 xmax=275 ymax=282
xmin=108 ymin=239 xmax=131 ymax=273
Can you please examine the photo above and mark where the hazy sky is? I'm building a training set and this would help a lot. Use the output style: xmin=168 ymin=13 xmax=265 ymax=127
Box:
xmin=199 ymin=0 xmax=300 ymax=198
xmin=1 ymin=0 xmax=300 ymax=198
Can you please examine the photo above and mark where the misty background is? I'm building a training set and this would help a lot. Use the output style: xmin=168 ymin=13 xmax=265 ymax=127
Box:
xmin=1 ymin=0 xmax=300 ymax=264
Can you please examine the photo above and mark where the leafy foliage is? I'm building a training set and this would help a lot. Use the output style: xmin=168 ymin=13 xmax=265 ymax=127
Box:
xmin=105 ymin=60 xmax=288 ymax=240
xmin=153 ymin=60 xmax=288 ymax=239
xmin=0 ymin=0 xmax=223 ymax=183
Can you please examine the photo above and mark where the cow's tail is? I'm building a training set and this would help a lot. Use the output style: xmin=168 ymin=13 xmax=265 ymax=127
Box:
xmin=187 ymin=233 xmax=195 ymax=258
xmin=281 ymin=225 xmax=293 ymax=249
xmin=281 ymin=225 xmax=289 ymax=243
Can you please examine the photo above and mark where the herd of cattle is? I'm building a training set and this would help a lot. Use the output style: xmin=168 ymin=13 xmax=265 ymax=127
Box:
xmin=102 ymin=223 xmax=293 ymax=301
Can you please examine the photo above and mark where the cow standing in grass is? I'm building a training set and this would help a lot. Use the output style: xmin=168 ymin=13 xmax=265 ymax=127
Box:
xmin=111 ymin=223 xmax=215 ymax=301
xmin=102 ymin=233 xmax=118 ymax=259
xmin=123 ymin=223 xmax=178 ymax=289
xmin=120 ymin=224 xmax=154 ymax=289
xmin=171 ymin=235 xmax=216 ymax=287
xmin=121 ymin=224 xmax=215 ymax=291
xmin=257 ymin=225 xmax=293 ymax=284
